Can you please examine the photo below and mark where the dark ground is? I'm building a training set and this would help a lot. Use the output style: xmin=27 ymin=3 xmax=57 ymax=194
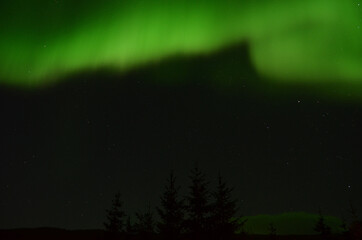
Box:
xmin=0 ymin=228 xmax=353 ymax=240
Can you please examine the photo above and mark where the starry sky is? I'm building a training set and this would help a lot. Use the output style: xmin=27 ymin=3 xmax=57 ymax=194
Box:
xmin=0 ymin=0 xmax=361 ymax=231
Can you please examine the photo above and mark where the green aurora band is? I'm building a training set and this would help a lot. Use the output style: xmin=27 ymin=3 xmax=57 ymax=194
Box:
xmin=0 ymin=0 xmax=361 ymax=87
xmin=237 ymin=212 xmax=344 ymax=235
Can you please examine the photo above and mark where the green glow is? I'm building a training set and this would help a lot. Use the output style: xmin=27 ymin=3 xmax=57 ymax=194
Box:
xmin=0 ymin=0 xmax=361 ymax=86
xmin=237 ymin=212 xmax=343 ymax=235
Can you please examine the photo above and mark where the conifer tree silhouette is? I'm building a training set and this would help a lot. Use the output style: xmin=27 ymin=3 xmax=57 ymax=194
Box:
xmin=348 ymin=201 xmax=362 ymax=240
xmin=314 ymin=208 xmax=331 ymax=236
xmin=125 ymin=216 xmax=134 ymax=234
xmin=340 ymin=216 xmax=349 ymax=236
xmin=349 ymin=200 xmax=359 ymax=222
xmin=104 ymin=192 xmax=126 ymax=236
xmin=157 ymin=171 xmax=184 ymax=240
xmin=210 ymin=173 xmax=239 ymax=240
xmin=185 ymin=166 xmax=210 ymax=239
xmin=268 ymin=223 xmax=277 ymax=240
xmin=134 ymin=203 xmax=156 ymax=239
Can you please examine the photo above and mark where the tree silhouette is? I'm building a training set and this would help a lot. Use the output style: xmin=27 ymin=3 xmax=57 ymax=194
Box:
xmin=314 ymin=209 xmax=331 ymax=236
xmin=185 ymin=166 xmax=210 ymax=239
xmin=157 ymin=171 xmax=185 ymax=240
xmin=237 ymin=218 xmax=249 ymax=238
xmin=348 ymin=201 xmax=362 ymax=240
xmin=134 ymin=203 xmax=156 ymax=239
xmin=349 ymin=200 xmax=359 ymax=222
xmin=268 ymin=223 xmax=277 ymax=240
xmin=210 ymin=173 xmax=239 ymax=240
xmin=125 ymin=216 xmax=134 ymax=234
xmin=104 ymin=192 xmax=126 ymax=236
xmin=340 ymin=216 xmax=349 ymax=237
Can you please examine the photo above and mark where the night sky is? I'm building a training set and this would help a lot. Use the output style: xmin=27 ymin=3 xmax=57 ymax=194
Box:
xmin=0 ymin=0 xmax=361 ymax=231
xmin=0 ymin=0 xmax=361 ymax=85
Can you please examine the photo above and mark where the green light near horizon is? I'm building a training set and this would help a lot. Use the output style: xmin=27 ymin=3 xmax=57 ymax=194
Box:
xmin=0 ymin=0 xmax=361 ymax=87
xmin=237 ymin=212 xmax=344 ymax=235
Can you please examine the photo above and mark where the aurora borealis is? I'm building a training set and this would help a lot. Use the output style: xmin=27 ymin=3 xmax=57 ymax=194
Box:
xmin=0 ymin=0 xmax=361 ymax=86
xmin=1 ymin=0 xmax=362 ymax=234
xmin=238 ymin=212 xmax=343 ymax=235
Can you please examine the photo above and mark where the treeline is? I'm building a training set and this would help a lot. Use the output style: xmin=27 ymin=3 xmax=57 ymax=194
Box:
xmin=103 ymin=167 xmax=242 ymax=240
xmin=103 ymin=167 xmax=362 ymax=240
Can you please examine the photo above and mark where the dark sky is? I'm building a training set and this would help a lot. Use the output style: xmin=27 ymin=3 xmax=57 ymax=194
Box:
xmin=0 ymin=44 xmax=361 ymax=230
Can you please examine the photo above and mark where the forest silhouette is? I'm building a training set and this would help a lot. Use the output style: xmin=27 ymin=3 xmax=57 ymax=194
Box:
xmin=0 ymin=167 xmax=361 ymax=240
xmin=102 ymin=167 xmax=362 ymax=240
xmin=103 ymin=167 xmax=241 ymax=240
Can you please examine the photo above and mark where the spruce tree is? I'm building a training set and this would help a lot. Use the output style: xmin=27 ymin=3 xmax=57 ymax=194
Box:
xmin=348 ymin=201 xmax=362 ymax=240
xmin=125 ymin=216 xmax=134 ymax=234
xmin=314 ymin=209 xmax=331 ymax=236
xmin=104 ymin=192 xmax=126 ymax=234
xmin=268 ymin=223 xmax=277 ymax=240
xmin=134 ymin=203 xmax=156 ymax=239
xmin=157 ymin=171 xmax=184 ymax=240
xmin=186 ymin=166 xmax=210 ymax=238
xmin=210 ymin=174 xmax=239 ymax=240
